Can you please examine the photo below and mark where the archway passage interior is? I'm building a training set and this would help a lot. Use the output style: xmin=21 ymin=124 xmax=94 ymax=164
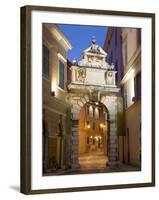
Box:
xmin=78 ymin=101 xmax=109 ymax=170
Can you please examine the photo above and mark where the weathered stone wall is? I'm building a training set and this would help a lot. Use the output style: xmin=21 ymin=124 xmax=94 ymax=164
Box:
xmin=101 ymin=95 xmax=118 ymax=167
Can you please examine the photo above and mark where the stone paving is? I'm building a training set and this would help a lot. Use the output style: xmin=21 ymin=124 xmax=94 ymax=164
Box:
xmin=79 ymin=151 xmax=108 ymax=170
xmin=44 ymin=151 xmax=140 ymax=176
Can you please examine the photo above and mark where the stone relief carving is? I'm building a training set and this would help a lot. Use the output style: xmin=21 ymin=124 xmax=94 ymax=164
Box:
xmin=105 ymin=70 xmax=116 ymax=85
xmin=70 ymin=37 xmax=117 ymax=87
xmin=76 ymin=68 xmax=86 ymax=82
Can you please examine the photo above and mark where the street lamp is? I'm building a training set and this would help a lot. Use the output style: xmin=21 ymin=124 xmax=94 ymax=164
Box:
xmin=100 ymin=123 xmax=104 ymax=128
xmin=87 ymin=124 xmax=91 ymax=129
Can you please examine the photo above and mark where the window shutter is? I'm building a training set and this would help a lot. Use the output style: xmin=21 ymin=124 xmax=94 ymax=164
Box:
xmin=59 ymin=61 xmax=65 ymax=89
xmin=42 ymin=45 xmax=50 ymax=78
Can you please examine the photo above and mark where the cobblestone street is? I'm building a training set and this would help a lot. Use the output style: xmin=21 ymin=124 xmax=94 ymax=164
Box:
xmin=79 ymin=151 xmax=108 ymax=170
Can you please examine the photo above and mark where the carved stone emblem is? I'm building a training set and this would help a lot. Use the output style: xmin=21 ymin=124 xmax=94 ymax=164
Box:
xmin=76 ymin=68 xmax=86 ymax=82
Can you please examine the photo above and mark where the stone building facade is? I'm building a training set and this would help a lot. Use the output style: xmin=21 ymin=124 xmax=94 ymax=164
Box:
xmin=104 ymin=27 xmax=141 ymax=167
xmin=42 ymin=24 xmax=72 ymax=173
xmin=120 ymin=28 xmax=141 ymax=167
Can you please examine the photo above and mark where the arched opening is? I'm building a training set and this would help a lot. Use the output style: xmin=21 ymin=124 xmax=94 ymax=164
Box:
xmin=78 ymin=101 xmax=110 ymax=170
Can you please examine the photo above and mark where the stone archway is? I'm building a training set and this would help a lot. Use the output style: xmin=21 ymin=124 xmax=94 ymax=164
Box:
xmin=67 ymin=93 xmax=120 ymax=169
xmin=66 ymin=37 xmax=122 ymax=169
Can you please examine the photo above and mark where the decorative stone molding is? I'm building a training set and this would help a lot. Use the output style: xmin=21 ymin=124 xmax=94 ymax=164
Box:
xmin=67 ymin=38 xmax=122 ymax=169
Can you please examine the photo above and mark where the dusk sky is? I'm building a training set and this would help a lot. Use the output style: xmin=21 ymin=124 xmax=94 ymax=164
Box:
xmin=58 ymin=24 xmax=108 ymax=62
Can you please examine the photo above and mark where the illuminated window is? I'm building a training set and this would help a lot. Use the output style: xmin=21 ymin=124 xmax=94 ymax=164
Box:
xmin=95 ymin=107 xmax=99 ymax=119
xmin=86 ymin=121 xmax=90 ymax=129
xmin=89 ymin=106 xmax=93 ymax=117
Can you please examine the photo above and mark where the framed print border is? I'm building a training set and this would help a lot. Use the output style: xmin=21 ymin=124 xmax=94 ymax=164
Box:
xmin=20 ymin=5 xmax=155 ymax=194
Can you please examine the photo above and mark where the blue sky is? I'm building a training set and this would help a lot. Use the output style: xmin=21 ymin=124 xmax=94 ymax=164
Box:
xmin=58 ymin=24 xmax=108 ymax=62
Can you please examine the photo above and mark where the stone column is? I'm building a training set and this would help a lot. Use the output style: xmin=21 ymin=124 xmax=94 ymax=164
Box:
xmin=107 ymin=122 xmax=118 ymax=168
xmin=102 ymin=96 xmax=119 ymax=168
xmin=71 ymin=119 xmax=80 ymax=168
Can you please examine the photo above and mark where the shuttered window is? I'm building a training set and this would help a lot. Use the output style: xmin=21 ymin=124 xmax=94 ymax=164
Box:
xmin=42 ymin=45 xmax=50 ymax=79
xmin=59 ymin=61 xmax=65 ymax=89
xmin=134 ymin=72 xmax=141 ymax=100
xmin=137 ymin=29 xmax=141 ymax=47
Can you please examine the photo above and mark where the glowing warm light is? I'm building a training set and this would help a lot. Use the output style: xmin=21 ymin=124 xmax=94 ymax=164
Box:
xmin=95 ymin=102 xmax=99 ymax=105
xmin=100 ymin=123 xmax=104 ymax=128
xmin=89 ymin=105 xmax=93 ymax=117
xmin=87 ymin=124 xmax=91 ymax=129
xmin=51 ymin=80 xmax=57 ymax=93
xmin=57 ymin=53 xmax=67 ymax=63
xmin=130 ymin=77 xmax=135 ymax=103
xmin=95 ymin=107 xmax=99 ymax=118
xmin=121 ymin=67 xmax=135 ymax=106
xmin=94 ymin=136 xmax=102 ymax=140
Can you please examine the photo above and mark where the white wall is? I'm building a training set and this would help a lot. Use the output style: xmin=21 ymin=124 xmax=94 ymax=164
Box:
xmin=0 ymin=0 xmax=158 ymax=199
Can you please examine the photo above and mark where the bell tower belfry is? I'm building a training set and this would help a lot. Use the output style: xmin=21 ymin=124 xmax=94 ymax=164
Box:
xmin=67 ymin=38 xmax=122 ymax=169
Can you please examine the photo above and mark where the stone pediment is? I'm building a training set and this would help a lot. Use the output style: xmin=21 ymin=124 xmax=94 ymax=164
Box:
xmin=83 ymin=45 xmax=107 ymax=56
xmin=76 ymin=38 xmax=109 ymax=68
xmin=69 ymin=37 xmax=118 ymax=92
